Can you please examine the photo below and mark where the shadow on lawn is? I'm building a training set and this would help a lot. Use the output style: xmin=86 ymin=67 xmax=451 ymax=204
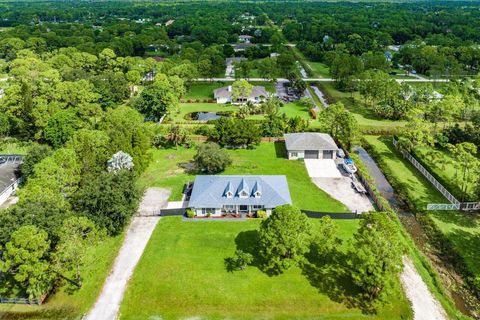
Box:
xmin=431 ymin=210 xmax=480 ymax=229
xmin=274 ymin=141 xmax=286 ymax=159
xmin=0 ymin=305 xmax=77 ymax=320
xmin=226 ymin=231 xmax=380 ymax=314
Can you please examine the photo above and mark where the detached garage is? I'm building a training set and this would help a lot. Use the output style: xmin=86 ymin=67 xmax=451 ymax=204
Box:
xmin=284 ymin=133 xmax=339 ymax=160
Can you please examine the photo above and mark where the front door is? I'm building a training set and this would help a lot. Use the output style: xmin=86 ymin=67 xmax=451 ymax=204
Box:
xmin=239 ymin=205 xmax=248 ymax=212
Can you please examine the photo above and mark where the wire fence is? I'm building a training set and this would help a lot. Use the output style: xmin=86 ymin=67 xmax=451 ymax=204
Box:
xmin=392 ymin=138 xmax=480 ymax=211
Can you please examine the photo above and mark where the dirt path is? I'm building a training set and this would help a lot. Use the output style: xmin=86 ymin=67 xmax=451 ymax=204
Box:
xmin=85 ymin=188 xmax=170 ymax=320
xmin=400 ymin=257 xmax=448 ymax=320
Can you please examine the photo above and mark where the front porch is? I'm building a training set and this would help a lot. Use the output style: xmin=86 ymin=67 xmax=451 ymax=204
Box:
xmin=195 ymin=205 xmax=270 ymax=217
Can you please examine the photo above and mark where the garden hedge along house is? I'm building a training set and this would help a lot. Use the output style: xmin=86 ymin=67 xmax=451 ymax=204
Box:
xmin=188 ymin=175 xmax=292 ymax=217
xmin=213 ymin=85 xmax=268 ymax=104
xmin=284 ymin=132 xmax=339 ymax=160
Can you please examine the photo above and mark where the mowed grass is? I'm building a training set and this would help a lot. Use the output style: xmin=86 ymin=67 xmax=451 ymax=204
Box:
xmin=138 ymin=142 xmax=348 ymax=212
xmin=364 ymin=135 xmax=480 ymax=287
xmin=120 ymin=217 xmax=411 ymax=320
xmin=170 ymin=103 xmax=237 ymax=122
xmin=185 ymin=81 xmax=276 ymax=100
xmin=316 ymin=82 xmax=407 ymax=131
xmin=0 ymin=234 xmax=124 ymax=320
xmin=415 ymin=146 xmax=477 ymax=200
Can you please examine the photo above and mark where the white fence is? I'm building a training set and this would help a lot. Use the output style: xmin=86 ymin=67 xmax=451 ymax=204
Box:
xmin=392 ymin=138 xmax=479 ymax=211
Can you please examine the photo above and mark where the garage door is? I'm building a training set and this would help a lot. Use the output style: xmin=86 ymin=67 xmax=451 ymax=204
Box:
xmin=304 ymin=150 xmax=319 ymax=159
xmin=322 ymin=150 xmax=334 ymax=159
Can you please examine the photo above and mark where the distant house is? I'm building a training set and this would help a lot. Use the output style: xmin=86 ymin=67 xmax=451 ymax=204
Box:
xmin=233 ymin=43 xmax=254 ymax=52
xmin=284 ymin=132 xmax=339 ymax=160
xmin=239 ymin=34 xmax=253 ymax=43
xmin=165 ymin=19 xmax=174 ymax=26
xmin=213 ymin=85 xmax=268 ymax=104
xmin=188 ymin=175 xmax=292 ymax=217
xmin=0 ymin=155 xmax=23 ymax=206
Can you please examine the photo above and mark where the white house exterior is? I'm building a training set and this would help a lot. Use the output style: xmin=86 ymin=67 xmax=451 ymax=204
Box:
xmin=284 ymin=132 xmax=339 ymax=160
xmin=0 ymin=156 xmax=23 ymax=206
xmin=239 ymin=35 xmax=253 ymax=43
xmin=188 ymin=175 xmax=292 ymax=217
xmin=213 ymin=85 xmax=268 ymax=104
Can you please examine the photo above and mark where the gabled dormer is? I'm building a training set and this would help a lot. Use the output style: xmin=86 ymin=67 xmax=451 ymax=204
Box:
xmin=223 ymin=181 xmax=234 ymax=198
xmin=237 ymin=178 xmax=249 ymax=198
xmin=252 ymin=180 xmax=262 ymax=198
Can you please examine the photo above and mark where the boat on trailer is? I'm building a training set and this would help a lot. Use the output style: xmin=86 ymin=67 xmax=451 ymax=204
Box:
xmin=342 ymin=157 xmax=357 ymax=174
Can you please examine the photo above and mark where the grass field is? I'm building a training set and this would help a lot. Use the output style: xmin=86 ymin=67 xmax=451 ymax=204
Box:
xmin=169 ymin=103 xmax=237 ymax=122
xmin=316 ymin=82 xmax=407 ymax=131
xmin=0 ymin=234 xmax=124 ymax=320
xmin=138 ymin=142 xmax=348 ymax=212
xmin=364 ymin=136 xmax=480 ymax=296
xmin=415 ymin=146 xmax=477 ymax=201
xmin=120 ymin=216 xmax=411 ymax=320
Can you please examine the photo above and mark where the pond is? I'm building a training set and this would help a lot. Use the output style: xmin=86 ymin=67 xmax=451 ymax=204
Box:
xmin=186 ymin=111 xmax=232 ymax=121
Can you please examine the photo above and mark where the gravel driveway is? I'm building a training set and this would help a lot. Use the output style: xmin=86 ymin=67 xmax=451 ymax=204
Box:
xmin=400 ymin=257 xmax=447 ymax=320
xmin=85 ymin=187 xmax=170 ymax=320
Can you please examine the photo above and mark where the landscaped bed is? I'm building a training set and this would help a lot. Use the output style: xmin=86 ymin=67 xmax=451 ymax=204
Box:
xmin=138 ymin=142 xmax=348 ymax=212
xmin=120 ymin=216 xmax=411 ymax=320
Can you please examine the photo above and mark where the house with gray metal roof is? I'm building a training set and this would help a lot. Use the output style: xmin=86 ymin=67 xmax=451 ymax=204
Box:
xmin=188 ymin=175 xmax=291 ymax=217
xmin=213 ymin=85 xmax=268 ymax=104
xmin=284 ymin=132 xmax=339 ymax=160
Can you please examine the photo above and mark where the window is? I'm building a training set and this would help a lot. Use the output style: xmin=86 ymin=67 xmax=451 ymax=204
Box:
xmin=254 ymin=191 xmax=262 ymax=198
xmin=240 ymin=191 xmax=248 ymax=198
xmin=226 ymin=191 xmax=233 ymax=198
xmin=201 ymin=208 xmax=216 ymax=214
xmin=239 ymin=205 xmax=248 ymax=212
xmin=291 ymin=152 xmax=298 ymax=157
xmin=252 ymin=205 xmax=264 ymax=211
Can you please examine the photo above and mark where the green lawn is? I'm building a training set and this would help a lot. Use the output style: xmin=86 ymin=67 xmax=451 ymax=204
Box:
xmin=316 ymin=82 xmax=407 ymax=131
xmin=120 ymin=217 xmax=411 ymax=320
xmin=307 ymin=61 xmax=331 ymax=77
xmin=169 ymin=103 xmax=238 ymax=123
xmin=364 ymin=135 xmax=480 ymax=295
xmin=278 ymin=101 xmax=312 ymax=120
xmin=184 ymin=81 xmax=276 ymax=101
xmin=0 ymin=234 xmax=124 ymax=320
xmin=415 ymin=146 xmax=477 ymax=201
xmin=139 ymin=142 xmax=348 ymax=212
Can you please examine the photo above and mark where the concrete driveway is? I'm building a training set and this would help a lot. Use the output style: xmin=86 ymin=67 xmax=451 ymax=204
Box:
xmin=304 ymin=159 xmax=342 ymax=178
xmin=305 ymin=159 xmax=374 ymax=213
xmin=85 ymin=187 xmax=170 ymax=320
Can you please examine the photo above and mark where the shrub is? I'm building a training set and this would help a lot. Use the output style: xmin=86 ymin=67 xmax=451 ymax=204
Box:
xmin=186 ymin=209 xmax=195 ymax=218
xmin=225 ymin=249 xmax=253 ymax=271
xmin=256 ymin=210 xmax=267 ymax=219
xmin=194 ymin=142 xmax=232 ymax=173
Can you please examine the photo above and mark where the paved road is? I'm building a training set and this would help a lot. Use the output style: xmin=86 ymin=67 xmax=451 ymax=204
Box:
xmin=193 ymin=77 xmax=449 ymax=83
xmin=310 ymin=85 xmax=329 ymax=108
xmin=85 ymin=188 xmax=170 ymax=320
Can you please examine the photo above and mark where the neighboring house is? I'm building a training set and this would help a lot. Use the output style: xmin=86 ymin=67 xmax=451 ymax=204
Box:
xmin=233 ymin=43 xmax=254 ymax=52
xmin=239 ymin=34 xmax=253 ymax=43
xmin=284 ymin=132 xmax=339 ymax=160
xmin=213 ymin=85 xmax=268 ymax=104
xmin=188 ymin=175 xmax=292 ymax=217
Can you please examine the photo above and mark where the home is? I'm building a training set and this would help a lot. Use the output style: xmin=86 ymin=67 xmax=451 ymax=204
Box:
xmin=188 ymin=175 xmax=292 ymax=217
xmin=284 ymin=132 xmax=339 ymax=160
xmin=213 ymin=85 xmax=268 ymax=104
xmin=239 ymin=34 xmax=253 ymax=43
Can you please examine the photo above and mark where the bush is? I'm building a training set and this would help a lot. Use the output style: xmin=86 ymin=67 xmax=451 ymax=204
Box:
xmin=225 ymin=249 xmax=253 ymax=271
xmin=256 ymin=210 xmax=267 ymax=218
xmin=194 ymin=142 xmax=232 ymax=173
xmin=186 ymin=209 xmax=195 ymax=218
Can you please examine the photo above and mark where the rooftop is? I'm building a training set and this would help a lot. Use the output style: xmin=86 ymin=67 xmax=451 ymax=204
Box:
xmin=189 ymin=175 xmax=292 ymax=208
xmin=284 ymin=132 xmax=339 ymax=151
